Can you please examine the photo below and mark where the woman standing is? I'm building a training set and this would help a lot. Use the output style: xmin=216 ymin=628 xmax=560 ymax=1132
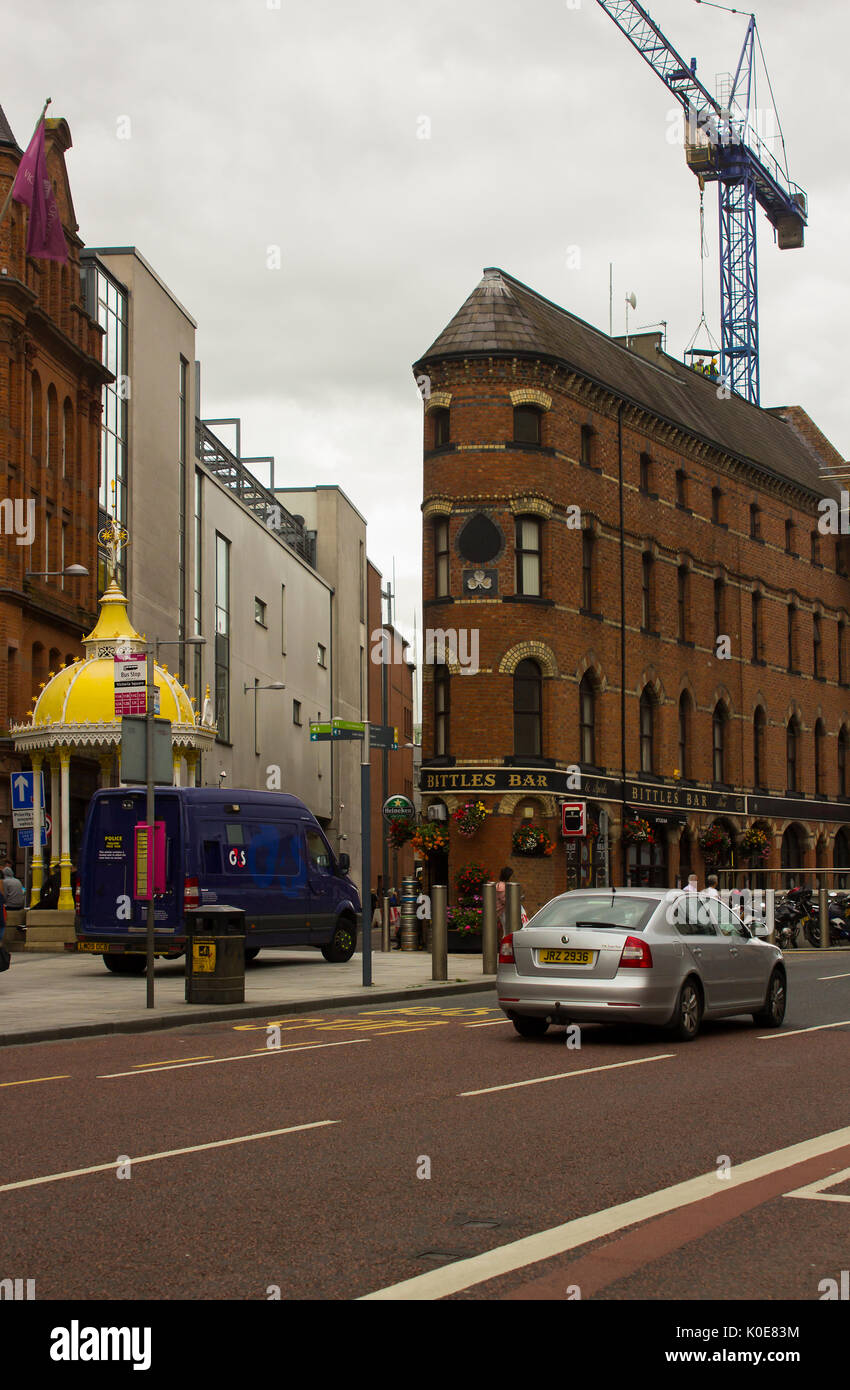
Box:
xmin=495 ymin=866 xmax=513 ymax=933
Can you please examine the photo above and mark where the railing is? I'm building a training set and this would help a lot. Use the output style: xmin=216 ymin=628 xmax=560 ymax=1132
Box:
xmin=195 ymin=421 xmax=316 ymax=568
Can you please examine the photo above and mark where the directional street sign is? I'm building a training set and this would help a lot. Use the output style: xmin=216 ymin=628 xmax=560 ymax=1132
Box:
xmin=17 ymin=814 xmax=51 ymax=849
xmin=310 ymin=719 xmax=397 ymax=748
xmin=10 ymin=771 xmax=46 ymax=829
xmin=369 ymin=725 xmax=399 ymax=751
xmin=309 ymin=722 xmax=333 ymax=742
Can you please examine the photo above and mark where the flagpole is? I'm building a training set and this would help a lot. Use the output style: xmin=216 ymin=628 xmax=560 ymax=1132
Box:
xmin=0 ymin=97 xmax=52 ymax=231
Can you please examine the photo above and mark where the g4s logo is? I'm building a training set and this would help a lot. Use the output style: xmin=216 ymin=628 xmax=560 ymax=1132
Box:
xmin=228 ymin=848 xmax=247 ymax=869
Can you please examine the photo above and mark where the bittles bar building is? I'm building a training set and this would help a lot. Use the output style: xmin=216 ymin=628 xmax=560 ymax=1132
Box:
xmin=414 ymin=266 xmax=850 ymax=911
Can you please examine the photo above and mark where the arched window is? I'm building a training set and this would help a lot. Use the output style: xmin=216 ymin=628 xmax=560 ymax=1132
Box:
xmin=434 ymin=518 xmax=449 ymax=598
xmin=639 ymin=687 xmax=655 ymax=774
xmin=678 ymin=691 xmax=691 ymax=779
xmin=781 ymin=824 xmax=804 ymax=886
xmin=46 ymin=384 xmax=58 ymax=470
xmin=754 ymin=707 xmax=766 ymax=789
xmin=815 ymin=719 xmax=826 ymax=795
xmin=839 ymin=726 xmax=849 ymax=798
xmin=432 ymin=407 xmax=450 ymax=447
xmin=514 ymin=659 xmax=542 ymax=757
xmin=834 ymin=827 xmax=850 ymax=890
xmin=514 ymin=405 xmax=542 ymax=445
xmin=48 ymin=647 xmax=61 ymax=674
xmin=579 ymin=673 xmax=595 ymax=765
xmin=712 ymin=703 xmax=727 ymax=784
xmin=434 ymin=666 xmax=449 ymax=756
xmin=62 ymin=397 xmax=73 ymax=479
xmin=786 ymin=718 xmax=800 ymax=792
xmin=30 ymin=371 xmax=42 ymax=458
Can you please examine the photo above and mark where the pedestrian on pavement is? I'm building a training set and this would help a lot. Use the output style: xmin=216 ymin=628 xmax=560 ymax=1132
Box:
xmin=495 ymin=867 xmax=513 ymax=933
xmin=37 ymin=866 xmax=60 ymax=911
xmin=2 ymin=865 xmax=25 ymax=912
xmin=704 ymin=874 xmax=720 ymax=899
xmin=389 ymin=887 xmax=401 ymax=947
xmin=683 ymin=874 xmax=699 ymax=893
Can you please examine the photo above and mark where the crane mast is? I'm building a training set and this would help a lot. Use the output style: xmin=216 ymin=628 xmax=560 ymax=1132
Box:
xmin=595 ymin=0 xmax=807 ymax=406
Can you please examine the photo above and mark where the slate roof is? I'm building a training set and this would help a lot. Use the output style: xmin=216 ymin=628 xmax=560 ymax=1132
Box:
xmin=414 ymin=267 xmax=838 ymax=500
xmin=0 ymin=103 xmax=20 ymax=151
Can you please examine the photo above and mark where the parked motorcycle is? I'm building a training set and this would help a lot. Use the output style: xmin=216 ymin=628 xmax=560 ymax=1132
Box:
xmin=774 ymin=892 xmax=804 ymax=950
xmin=803 ymin=891 xmax=850 ymax=947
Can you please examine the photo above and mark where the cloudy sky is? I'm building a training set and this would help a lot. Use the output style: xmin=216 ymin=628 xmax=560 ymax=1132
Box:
xmin=4 ymin=0 xmax=848 ymax=669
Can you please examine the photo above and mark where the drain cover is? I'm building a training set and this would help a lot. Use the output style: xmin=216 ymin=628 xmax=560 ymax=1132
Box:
xmin=461 ymin=1218 xmax=501 ymax=1229
xmin=417 ymin=1251 xmax=462 ymax=1263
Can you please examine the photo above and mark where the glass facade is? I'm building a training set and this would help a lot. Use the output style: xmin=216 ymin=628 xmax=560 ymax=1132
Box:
xmin=178 ymin=358 xmax=188 ymax=680
xmin=215 ymin=532 xmax=230 ymax=742
xmin=81 ymin=258 xmax=128 ymax=594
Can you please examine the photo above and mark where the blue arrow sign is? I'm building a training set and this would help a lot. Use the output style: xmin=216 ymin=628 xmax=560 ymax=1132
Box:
xmin=10 ymin=772 xmax=45 ymax=811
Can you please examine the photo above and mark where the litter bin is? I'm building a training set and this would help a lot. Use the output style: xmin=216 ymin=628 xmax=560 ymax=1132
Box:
xmin=185 ymin=905 xmax=246 ymax=1004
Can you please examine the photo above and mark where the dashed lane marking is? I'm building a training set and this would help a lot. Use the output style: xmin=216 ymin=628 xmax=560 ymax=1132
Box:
xmin=0 ymin=1075 xmax=70 ymax=1088
xmin=0 ymin=1120 xmax=340 ymax=1194
xmin=459 ymin=1053 xmax=673 ymax=1097
xmin=131 ymin=1057 xmax=213 ymax=1067
xmin=98 ymin=1038 xmax=368 ymax=1078
xmin=758 ymin=1018 xmax=850 ymax=1039
xmin=359 ymin=1123 xmax=850 ymax=1300
xmin=784 ymin=1166 xmax=850 ymax=1204
xmin=465 ymin=1020 xmax=511 ymax=1028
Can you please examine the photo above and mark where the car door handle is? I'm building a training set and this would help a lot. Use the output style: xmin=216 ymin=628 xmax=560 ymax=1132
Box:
xmin=729 ymin=947 xmax=739 ymax=956
xmin=691 ymin=946 xmax=702 ymax=956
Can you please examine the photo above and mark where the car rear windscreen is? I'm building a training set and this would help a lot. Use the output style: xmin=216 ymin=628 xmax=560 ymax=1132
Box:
xmin=528 ymin=895 xmax=657 ymax=932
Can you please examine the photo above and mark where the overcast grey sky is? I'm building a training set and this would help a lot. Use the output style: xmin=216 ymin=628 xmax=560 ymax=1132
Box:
xmin=4 ymin=0 xmax=848 ymax=651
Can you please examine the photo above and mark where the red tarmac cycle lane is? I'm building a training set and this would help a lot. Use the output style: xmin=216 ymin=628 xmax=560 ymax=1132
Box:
xmin=1 ymin=981 xmax=849 ymax=1299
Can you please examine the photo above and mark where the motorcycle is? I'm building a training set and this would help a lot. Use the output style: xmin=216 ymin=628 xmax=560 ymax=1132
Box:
xmin=774 ymin=893 xmax=804 ymax=950
xmin=803 ymin=891 xmax=850 ymax=947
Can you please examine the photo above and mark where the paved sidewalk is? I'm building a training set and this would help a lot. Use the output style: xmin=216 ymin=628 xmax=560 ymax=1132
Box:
xmin=0 ymin=946 xmax=496 ymax=1047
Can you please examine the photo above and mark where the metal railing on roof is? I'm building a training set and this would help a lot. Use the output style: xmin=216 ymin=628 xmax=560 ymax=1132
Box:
xmin=195 ymin=420 xmax=316 ymax=567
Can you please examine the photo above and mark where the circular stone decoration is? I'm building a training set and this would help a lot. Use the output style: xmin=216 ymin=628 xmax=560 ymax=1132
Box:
xmin=457 ymin=513 xmax=502 ymax=564
xmin=383 ymin=794 xmax=415 ymax=823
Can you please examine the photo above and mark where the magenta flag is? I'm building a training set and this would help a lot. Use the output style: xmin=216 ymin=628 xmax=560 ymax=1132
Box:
xmin=11 ymin=119 xmax=68 ymax=263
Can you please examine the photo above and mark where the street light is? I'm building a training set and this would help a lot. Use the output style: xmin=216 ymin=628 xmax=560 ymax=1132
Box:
xmin=242 ymin=679 xmax=286 ymax=757
xmin=25 ymin=564 xmax=89 ymax=577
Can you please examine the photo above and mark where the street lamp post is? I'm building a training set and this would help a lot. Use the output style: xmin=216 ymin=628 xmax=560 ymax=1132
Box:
xmin=243 ymin=680 xmax=285 ymax=758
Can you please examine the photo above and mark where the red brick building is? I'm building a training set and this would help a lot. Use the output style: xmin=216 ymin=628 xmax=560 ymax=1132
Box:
xmin=366 ymin=559 xmax=415 ymax=900
xmin=0 ymin=108 xmax=109 ymax=871
xmin=415 ymin=266 xmax=850 ymax=912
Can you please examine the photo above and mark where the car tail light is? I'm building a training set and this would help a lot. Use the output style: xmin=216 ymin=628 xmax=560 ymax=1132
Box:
xmin=619 ymin=935 xmax=653 ymax=969
xmin=184 ymin=876 xmax=200 ymax=910
xmin=74 ymin=882 xmax=81 ymax=911
xmin=498 ymin=933 xmax=515 ymax=964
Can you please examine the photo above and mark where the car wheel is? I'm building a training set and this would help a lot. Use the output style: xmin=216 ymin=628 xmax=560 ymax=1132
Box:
xmin=244 ymin=947 xmax=261 ymax=963
xmin=668 ymin=978 xmax=702 ymax=1041
xmin=512 ymin=1016 xmax=549 ymax=1038
xmin=103 ymin=953 xmax=146 ymax=975
xmin=752 ymin=969 xmax=786 ymax=1028
xmin=321 ymin=920 xmax=357 ymax=963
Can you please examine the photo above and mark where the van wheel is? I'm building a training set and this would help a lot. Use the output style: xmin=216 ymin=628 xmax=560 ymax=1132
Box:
xmin=244 ymin=947 xmax=261 ymax=963
xmin=321 ymin=921 xmax=357 ymax=963
xmin=103 ymin=953 xmax=146 ymax=975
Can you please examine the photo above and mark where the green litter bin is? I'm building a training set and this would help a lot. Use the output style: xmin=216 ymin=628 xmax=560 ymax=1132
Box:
xmin=185 ymin=905 xmax=246 ymax=1004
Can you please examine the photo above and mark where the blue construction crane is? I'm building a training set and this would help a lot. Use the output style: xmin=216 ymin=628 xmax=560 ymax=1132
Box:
xmin=594 ymin=1 xmax=807 ymax=406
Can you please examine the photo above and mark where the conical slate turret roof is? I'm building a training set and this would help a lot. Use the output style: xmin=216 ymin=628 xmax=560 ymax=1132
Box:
xmin=0 ymin=103 xmax=20 ymax=150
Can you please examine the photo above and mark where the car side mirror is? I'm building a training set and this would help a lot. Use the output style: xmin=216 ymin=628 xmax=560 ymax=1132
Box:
xmin=337 ymin=852 xmax=350 ymax=875
xmin=754 ymin=923 xmax=769 ymax=939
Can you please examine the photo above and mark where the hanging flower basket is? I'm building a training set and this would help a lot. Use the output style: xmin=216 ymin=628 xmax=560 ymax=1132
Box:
xmin=623 ymin=817 xmax=655 ymax=846
xmin=411 ymin=821 xmax=449 ymax=855
xmin=740 ymin=825 xmax=770 ymax=860
xmin=387 ymin=816 xmax=415 ymax=850
xmin=698 ymin=824 xmax=732 ymax=862
xmin=451 ymin=799 xmax=490 ymax=838
xmin=512 ymin=824 xmax=555 ymax=857
xmin=454 ymin=862 xmax=488 ymax=898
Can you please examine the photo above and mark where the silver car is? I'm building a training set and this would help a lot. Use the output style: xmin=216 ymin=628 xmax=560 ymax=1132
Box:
xmin=497 ymin=888 xmax=786 ymax=1041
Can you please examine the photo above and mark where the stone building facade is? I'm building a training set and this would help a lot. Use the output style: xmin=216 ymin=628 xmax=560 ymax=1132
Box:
xmin=415 ymin=266 xmax=850 ymax=911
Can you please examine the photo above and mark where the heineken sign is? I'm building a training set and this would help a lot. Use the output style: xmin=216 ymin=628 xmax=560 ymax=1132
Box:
xmin=382 ymin=794 xmax=415 ymax=823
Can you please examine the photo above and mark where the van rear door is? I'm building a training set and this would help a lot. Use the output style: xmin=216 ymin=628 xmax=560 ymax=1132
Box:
xmin=81 ymin=791 xmax=182 ymax=941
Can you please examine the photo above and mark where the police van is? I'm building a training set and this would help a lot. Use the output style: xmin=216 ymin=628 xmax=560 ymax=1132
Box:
xmin=70 ymin=787 xmax=360 ymax=973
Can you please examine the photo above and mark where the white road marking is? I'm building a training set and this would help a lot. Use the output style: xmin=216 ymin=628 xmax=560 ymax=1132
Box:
xmin=460 ymin=1053 xmax=673 ymax=1096
xmin=99 ymin=1038 xmax=367 ymax=1078
xmin=0 ymin=1120 xmax=340 ymax=1194
xmin=360 ymin=1124 xmax=850 ymax=1300
xmin=464 ymin=1020 xmax=512 ymax=1028
xmin=758 ymin=1019 xmax=850 ymax=1040
xmin=784 ymin=1165 xmax=850 ymax=1204
xmin=818 ymin=973 xmax=850 ymax=981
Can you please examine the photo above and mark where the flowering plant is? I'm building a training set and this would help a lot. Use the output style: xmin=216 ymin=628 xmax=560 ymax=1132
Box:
xmin=455 ymin=862 xmax=488 ymax=898
xmin=447 ymin=903 xmax=483 ymax=934
xmin=698 ymin=824 xmax=732 ymax=860
xmin=623 ymin=817 xmax=655 ymax=845
xmin=512 ymin=824 xmax=555 ymax=857
xmin=387 ymin=816 xmax=415 ymax=850
xmin=452 ymin=799 xmax=489 ymax=837
xmin=740 ymin=825 xmax=770 ymax=858
xmin=411 ymin=821 xmax=449 ymax=854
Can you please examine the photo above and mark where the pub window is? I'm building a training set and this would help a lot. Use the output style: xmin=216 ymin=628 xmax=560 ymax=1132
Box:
xmin=580 ymin=424 xmax=594 ymax=467
xmin=811 ymin=530 xmax=821 ymax=565
xmin=813 ymin=613 xmax=822 ymax=678
xmin=815 ymin=719 xmax=825 ymax=795
xmin=434 ymin=518 xmax=449 ymax=598
xmin=837 ymin=541 xmax=848 ymax=577
xmin=711 ymin=487 xmax=722 ymax=524
xmin=639 ymin=452 xmax=652 ymax=492
xmin=641 ymin=552 xmax=653 ymax=630
xmin=639 ymin=687 xmax=655 ymax=774
xmin=432 ymin=407 xmax=450 ymax=447
xmin=839 ymin=726 xmax=849 ymax=797
xmin=840 ymin=620 xmax=846 ymax=686
xmin=676 ymin=469 xmax=687 ymax=508
xmin=787 ymin=604 xmax=797 ymax=672
xmin=677 ymin=566 xmax=688 ymax=642
xmin=785 ymin=519 xmax=795 ymax=554
xmin=434 ymin=665 xmax=449 ymax=756
xmin=750 ymin=503 xmax=761 ymax=539
xmin=754 ymin=707 xmax=766 ymax=789
xmin=786 ymin=718 xmax=800 ymax=793
xmin=712 ymin=703 xmax=726 ymax=785
xmin=514 ymin=659 xmax=542 ymax=758
xmin=581 ymin=531 xmax=594 ymax=611
xmin=514 ymin=405 xmax=542 ymax=445
xmin=515 ymin=515 xmax=541 ymax=596
xmin=579 ymin=673 xmax=596 ymax=765
xmin=678 ymin=691 xmax=691 ymax=779
xmin=714 ymin=578 xmax=725 ymax=642
xmin=751 ymin=591 xmax=761 ymax=661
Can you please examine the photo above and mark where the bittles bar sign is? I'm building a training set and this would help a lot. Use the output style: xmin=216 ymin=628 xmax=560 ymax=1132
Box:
xmin=419 ymin=766 xmax=746 ymax=816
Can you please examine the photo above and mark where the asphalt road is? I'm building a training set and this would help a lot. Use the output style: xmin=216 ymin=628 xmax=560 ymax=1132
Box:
xmin=1 ymin=953 xmax=848 ymax=1302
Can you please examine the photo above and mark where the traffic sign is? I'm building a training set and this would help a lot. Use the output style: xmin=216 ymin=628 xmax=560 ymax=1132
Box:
xmin=114 ymin=651 xmax=148 ymax=716
xmin=18 ymin=813 xmax=51 ymax=848
xmin=309 ymin=722 xmax=333 ymax=741
xmin=561 ymin=801 xmax=587 ymax=837
xmin=370 ymin=724 xmax=399 ymax=751
xmin=10 ymin=771 xmax=46 ymax=828
xmin=383 ymin=794 xmax=415 ymax=823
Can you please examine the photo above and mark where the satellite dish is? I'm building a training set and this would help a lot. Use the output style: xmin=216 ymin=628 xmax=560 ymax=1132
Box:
xmin=626 ymin=292 xmax=637 ymax=310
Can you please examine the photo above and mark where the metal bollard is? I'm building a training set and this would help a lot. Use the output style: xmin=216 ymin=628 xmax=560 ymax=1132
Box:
xmin=819 ymin=886 xmax=830 ymax=950
xmin=431 ymin=884 xmax=447 ymax=981
xmin=400 ymin=875 xmax=418 ymax=951
xmin=482 ymin=882 xmax=497 ymax=975
xmin=382 ymin=895 xmax=390 ymax=952
xmin=506 ymin=880 xmax=522 ymax=935
xmin=764 ymin=889 xmax=775 ymax=945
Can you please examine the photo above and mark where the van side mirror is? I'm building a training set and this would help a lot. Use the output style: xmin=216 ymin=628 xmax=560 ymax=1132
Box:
xmin=337 ymin=852 xmax=350 ymax=875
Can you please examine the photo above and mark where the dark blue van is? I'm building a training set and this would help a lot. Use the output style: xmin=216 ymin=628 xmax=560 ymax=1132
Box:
xmin=71 ymin=787 xmax=360 ymax=974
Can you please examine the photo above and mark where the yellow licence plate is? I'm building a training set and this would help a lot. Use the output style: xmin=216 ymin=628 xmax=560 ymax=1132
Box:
xmin=538 ymin=949 xmax=594 ymax=965
xmin=78 ymin=942 xmax=108 ymax=953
